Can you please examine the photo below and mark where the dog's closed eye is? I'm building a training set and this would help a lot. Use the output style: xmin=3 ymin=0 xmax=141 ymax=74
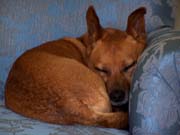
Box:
xmin=95 ymin=66 xmax=109 ymax=74
xmin=123 ymin=61 xmax=137 ymax=72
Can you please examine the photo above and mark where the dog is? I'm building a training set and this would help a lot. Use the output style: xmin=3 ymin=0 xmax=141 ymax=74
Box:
xmin=5 ymin=6 xmax=146 ymax=129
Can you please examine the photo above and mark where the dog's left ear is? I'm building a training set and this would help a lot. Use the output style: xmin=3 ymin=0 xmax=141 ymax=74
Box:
xmin=86 ymin=6 xmax=102 ymax=44
xmin=126 ymin=7 xmax=146 ymax=43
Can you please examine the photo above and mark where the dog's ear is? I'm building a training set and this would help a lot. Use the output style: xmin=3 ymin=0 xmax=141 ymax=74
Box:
xmin=86 ymin=6 xmax=102 ymax=43
xmin=126 ymin=7 xmax=146 ymax=43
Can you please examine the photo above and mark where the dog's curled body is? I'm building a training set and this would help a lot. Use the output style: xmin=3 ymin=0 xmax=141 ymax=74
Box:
xmin=5 ymin=38 xmax=128 ymax=128
xmin=5 ymin=6 xmax=146 ymax=129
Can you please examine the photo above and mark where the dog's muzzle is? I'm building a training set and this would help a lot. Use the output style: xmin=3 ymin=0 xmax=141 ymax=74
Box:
xmin=109 ymin=90 xmax=128 ymax=106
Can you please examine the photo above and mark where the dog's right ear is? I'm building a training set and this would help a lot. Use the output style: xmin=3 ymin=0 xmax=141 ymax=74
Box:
xmin=86 ymin=6 xmax=102 ymax=44
xmin=126 ymin=7 xmax=146 ymax=44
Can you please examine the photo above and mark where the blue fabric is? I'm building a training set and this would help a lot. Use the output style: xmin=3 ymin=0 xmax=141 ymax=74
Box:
xmin=129 ymin=28 xmax=180 ymax=135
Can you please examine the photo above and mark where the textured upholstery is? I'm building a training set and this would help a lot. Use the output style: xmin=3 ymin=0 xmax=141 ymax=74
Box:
xmin=0 ymin=0 xmax=178 ymax=135
xmin=130 ymin=28 xmax=180 ymax=135
xmin=0 ymin=101 xmax=129 ymax=135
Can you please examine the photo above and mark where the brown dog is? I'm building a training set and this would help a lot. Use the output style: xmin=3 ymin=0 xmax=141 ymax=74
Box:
xmin=5 ymin=6 xmax=146 ymax=129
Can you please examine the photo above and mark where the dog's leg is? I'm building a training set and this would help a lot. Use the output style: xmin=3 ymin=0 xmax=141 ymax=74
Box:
xmin=55 ymin=99 xmax=128 ymax=129
xmin=54 ymin=101 xmax=128 ymax=129
xmin=93 ymin=111 xmax=128 ymax=129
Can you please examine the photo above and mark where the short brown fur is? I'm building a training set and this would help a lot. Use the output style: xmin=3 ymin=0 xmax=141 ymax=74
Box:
xmin=5 ymin=6 xmax=146 ymax=129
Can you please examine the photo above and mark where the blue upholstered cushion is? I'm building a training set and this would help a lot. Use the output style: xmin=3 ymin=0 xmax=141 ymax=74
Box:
xmin=129 ymin=28 xmax=180 ymax=135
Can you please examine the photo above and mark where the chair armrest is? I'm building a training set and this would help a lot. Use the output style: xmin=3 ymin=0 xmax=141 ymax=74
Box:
xmin=129 ymin=28 xmax=180 ymax=135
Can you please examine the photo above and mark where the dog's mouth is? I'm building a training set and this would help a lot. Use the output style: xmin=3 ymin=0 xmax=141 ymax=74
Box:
xmin=110 ymin=97 xmax=128 ymax=106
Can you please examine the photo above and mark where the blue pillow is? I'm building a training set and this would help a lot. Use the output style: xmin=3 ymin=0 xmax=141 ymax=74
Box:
xmin=129 ymin=28 xmax=180 ymax=135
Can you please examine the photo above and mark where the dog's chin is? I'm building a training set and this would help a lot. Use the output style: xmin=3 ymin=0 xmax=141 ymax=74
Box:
xmin=112 ymin=102 xmax=128 ymax=112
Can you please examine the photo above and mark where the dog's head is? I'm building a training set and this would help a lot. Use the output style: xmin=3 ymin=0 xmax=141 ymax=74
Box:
xmin=82 ymin=6 xmax=146 ymax=107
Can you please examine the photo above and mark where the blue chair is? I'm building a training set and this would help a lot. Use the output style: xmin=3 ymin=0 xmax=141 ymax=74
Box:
xmin=0 ymin=1 xmax=179 ymax=134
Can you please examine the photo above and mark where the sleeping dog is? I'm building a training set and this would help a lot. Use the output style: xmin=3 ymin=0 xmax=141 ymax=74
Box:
xmin=5 ymin=6 xmax=146 ymax=129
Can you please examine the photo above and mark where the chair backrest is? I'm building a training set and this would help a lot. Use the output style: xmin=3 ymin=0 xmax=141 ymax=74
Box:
xmin=130 ymin=28 xmax=180 ymax=135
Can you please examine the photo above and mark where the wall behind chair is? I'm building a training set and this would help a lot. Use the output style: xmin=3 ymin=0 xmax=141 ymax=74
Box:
xmin=0 ymin=0 xmax=176 ymax=100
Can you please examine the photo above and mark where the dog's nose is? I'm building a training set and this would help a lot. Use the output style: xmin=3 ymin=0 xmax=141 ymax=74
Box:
xmin=109 ymin=90 xmax=125 ymax=104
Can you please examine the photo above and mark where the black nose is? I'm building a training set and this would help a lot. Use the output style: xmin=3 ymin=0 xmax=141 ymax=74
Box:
xmin=109 ymin=90 xmax=125 ymax=103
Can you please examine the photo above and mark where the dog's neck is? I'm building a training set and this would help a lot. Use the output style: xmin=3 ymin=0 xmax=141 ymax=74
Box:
xmin=77 ymin=33 xmax=92 ymax=47
xmin=63 ymin=37 xmax=86 ymax=55
xmin=78 ymin=33 xmax=98 ymax=68
xmin=63 ymin=36 xmax=90 ymax=66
